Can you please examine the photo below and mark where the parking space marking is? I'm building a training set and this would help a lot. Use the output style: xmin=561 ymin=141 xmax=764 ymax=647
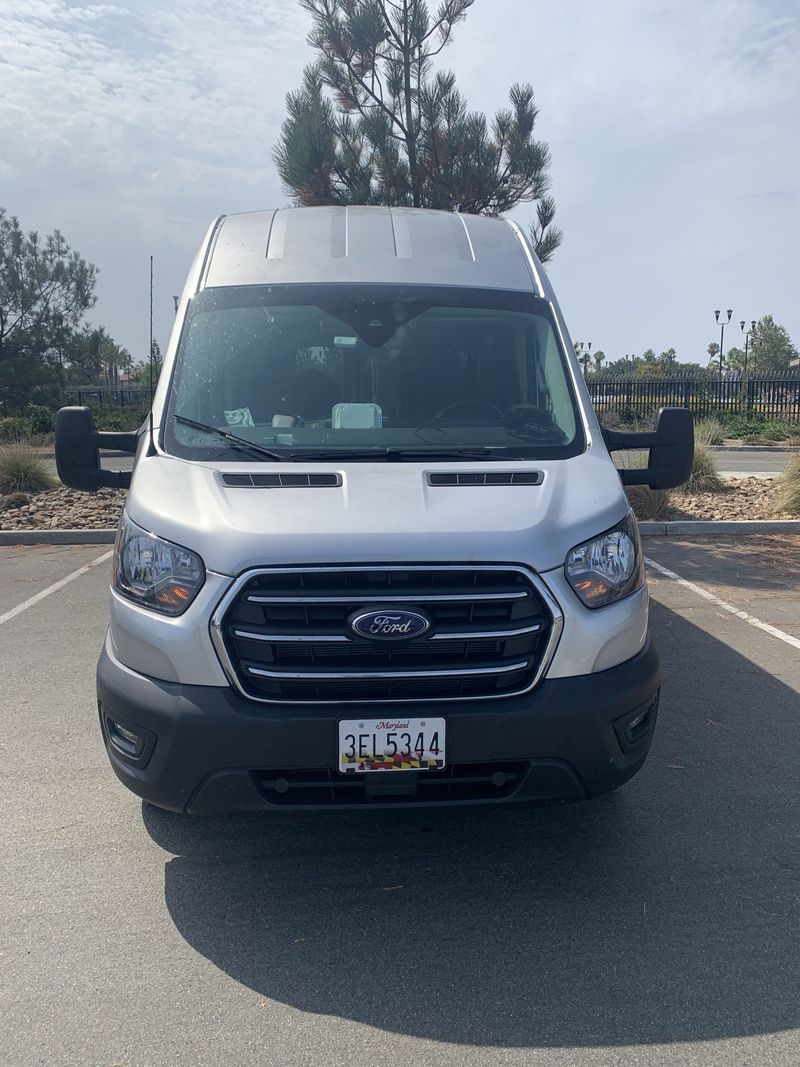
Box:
xmin=0 ymin=549 xmax=113 ymax=626
xmin=646 ymin=555 xmax=800 ymax=651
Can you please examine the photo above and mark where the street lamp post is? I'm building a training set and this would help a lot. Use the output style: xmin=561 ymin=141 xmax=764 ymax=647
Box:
xmin=716 ymin=307 xmax=738 ymax=381
xmin=575 ymin=341 xmax=592 ymax=378
xmin=740 ymin=319 xmax=757 ymax=376
xmin=714 ymin=308 xmax=733 ymax=381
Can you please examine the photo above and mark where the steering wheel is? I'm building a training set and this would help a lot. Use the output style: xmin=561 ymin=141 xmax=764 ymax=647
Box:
xmin=504 ymin=404 xmax=561 ymax=439
xmin=434 ymin=402 xmax=505 ymax=421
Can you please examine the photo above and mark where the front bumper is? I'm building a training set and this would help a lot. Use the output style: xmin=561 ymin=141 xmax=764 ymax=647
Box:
xmin=97 ymin=639 xmax=661 ymax=813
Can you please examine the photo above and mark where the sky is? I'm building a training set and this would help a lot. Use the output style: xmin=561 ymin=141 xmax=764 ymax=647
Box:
xmin=1 ymin=0 xmax=798 ymax=367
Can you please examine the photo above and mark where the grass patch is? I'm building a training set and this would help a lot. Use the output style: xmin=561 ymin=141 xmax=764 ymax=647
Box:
xmin=626 ymin=485 xmax=673 ymax=520
xmin=680 ymin=442 xmax=725 ymax=494
xmin=695 ymin=417 xmax=724 ymax=446
xmin=0 ymin=445 xmax=57 ymax=494
xmin=774 ymin=455 xmax=800 ymax=516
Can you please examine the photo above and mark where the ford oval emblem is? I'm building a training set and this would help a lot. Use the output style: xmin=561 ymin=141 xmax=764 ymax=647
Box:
xmin=349 ymin=608 xmax=432 ymax=642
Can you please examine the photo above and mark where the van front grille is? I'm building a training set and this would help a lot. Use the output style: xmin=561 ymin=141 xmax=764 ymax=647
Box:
xmin=213 ymin=565 xmax=556 ymax=704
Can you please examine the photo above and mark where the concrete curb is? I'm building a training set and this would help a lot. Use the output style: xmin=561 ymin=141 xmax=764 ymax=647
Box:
xmin=0 ymin=529 xmax=116 ymax=546
xmin=640 ymin=520 xmax=800 ymax=536
xmin=713 ymin=445 xmax=799 ymax=452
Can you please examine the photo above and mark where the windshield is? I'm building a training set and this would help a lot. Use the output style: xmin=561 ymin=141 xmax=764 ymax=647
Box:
xmin=163 ymin=285 xmax=585 ymax=461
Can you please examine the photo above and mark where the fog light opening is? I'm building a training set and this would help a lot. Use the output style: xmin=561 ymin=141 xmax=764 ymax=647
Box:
xmin=107 ymin=717 xmax=146 ymax=759
xmin=625 ymin=705 xmax=654 ymax=745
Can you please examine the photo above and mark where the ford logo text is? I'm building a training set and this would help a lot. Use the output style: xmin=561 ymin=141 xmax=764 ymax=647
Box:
xmin=350 ymin=609 xmax=432 ymax=642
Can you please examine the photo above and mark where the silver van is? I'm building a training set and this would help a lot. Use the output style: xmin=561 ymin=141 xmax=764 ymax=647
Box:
xmin=56 ymin=206 xmax=693 ymax=812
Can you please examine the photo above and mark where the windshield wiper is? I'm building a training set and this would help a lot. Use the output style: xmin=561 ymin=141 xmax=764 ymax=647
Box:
xmin=386 ymin=448 xmax=518 ymax=461
xmin=285 ymin=447 xmax=520 ymax=462
xmin=173 ymin=415 xmax=288 ymax=462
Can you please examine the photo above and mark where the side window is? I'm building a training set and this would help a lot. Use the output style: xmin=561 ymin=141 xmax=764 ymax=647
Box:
xmin=538 ymin=322 xmax=577 ymax=438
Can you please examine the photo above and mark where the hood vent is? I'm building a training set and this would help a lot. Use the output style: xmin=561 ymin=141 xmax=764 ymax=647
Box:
xmin=221 ymin=473 xmax=342 ymax=488
xmin=427 ymin=471 xmax=543 ymax=487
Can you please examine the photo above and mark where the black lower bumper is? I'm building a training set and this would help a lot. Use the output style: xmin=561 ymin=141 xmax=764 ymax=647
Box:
xmin=97 ymin=640 xmax=661 ymax=813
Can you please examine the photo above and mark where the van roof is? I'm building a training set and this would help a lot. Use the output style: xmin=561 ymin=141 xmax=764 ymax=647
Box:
xmin=201 ymin=206 xmax=542 ymax=295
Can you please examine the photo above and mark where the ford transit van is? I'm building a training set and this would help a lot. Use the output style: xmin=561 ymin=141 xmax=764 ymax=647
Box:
xmin=56 ymin=206 xmax=693 ymax=812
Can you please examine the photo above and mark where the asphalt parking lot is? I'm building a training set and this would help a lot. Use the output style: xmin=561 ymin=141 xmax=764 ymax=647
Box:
xmin=1 ymin=538 xmax=799 ymax=1067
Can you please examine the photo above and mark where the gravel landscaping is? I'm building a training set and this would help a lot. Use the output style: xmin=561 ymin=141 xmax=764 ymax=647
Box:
xmin=631 ymin=478 xmax=800 ymax=522
xmin=0 ymin=487 xmax=125 ymax=529
xmin=662 ymin=477 xmax=798 ymax=521
xmin=0 ymin=476 xmax=798 ymax=530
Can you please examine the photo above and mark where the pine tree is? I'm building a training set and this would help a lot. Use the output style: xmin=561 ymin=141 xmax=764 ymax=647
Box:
xmin=274 ymin=0 xmax=563 ymax=261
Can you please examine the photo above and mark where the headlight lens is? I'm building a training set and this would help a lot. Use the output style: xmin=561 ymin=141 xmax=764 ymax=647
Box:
xmin=565 ymin=513 xmax=644 ymax=608
xmin=114 ymin=515 xmax=205 ymax=615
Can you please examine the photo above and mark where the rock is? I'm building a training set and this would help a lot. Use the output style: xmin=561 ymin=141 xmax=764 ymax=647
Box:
xmin=0 ymin=492 xmax=31 ymax=511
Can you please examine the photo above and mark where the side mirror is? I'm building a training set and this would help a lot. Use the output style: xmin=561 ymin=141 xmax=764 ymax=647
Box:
xmin=55 ymin=406 xmax=138 ymax=491
xmin=603 ymin=407 xmax=694 ymax=490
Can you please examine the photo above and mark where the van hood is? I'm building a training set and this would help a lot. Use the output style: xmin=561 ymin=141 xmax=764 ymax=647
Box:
xmin=125 ymin=448 xmax=629 ymax=577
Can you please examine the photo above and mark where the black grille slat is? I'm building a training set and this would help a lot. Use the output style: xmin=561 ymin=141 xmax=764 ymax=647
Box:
xmin=220 ymin=566 xmax=552 ymax=703
xmin=257 ymin=761 xmax=530 ymax=805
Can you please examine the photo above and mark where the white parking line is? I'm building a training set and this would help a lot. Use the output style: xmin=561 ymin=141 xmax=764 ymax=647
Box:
xmin=0 ymin=550 xmax=113 ymax=626
xmin=646 ymin=556 xmax=800 ymax=652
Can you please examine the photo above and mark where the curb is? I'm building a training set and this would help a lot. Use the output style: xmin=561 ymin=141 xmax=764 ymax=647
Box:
xmin=0 ymin=529 xmax=116 ymax=546
xmin=640 ymin=520 xmax=800 ymax=536
xmin=713 ymin=445 xmax=799 ymax=452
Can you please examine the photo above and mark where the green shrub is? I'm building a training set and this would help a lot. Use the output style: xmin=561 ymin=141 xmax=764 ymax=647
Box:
xmin=718 ymin=413 xmax=796 ymax=440
xmin=680 ymin=442 xmax=725 ymax=494
xmin=774 ymin=455 xmax=800 ymax=516
xmin=0 ymin=445 xmax=57 ymax=494
xmin=0 ymin=416 xmax=32 ymax=443
xmin=717 ymin=412 xmax=766 ymax=437
xmin=89 ymin=406 xmax=148 ymax=432
xmin=626 ymin=485 xmax=673 ymax=520
xmin=695 ymin=417 xmax=724 ymax=446
xmin=25 ymin=404 xmax=55 ymax=435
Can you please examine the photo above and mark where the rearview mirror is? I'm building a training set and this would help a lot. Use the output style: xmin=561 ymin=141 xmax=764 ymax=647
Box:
xmin=602 ymin=407 xmax=694 ymax=490
xmin=55 ymin=406 xmax=138 ymax=491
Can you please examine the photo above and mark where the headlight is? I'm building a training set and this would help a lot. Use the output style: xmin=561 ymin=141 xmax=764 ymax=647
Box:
xmin=565 ymin=513 xmax=644 ymax=608
xmin=114 ymin=515 xmax=205 ymax=615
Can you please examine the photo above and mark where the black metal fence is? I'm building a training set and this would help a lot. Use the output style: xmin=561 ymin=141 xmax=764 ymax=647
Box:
xmin=64 ymin=387 xmax=150 ymax=408
xmin=62 ymin=376 xmax=800 ymax=425
xmin=586 ymin=374 xmax=800 ymax=424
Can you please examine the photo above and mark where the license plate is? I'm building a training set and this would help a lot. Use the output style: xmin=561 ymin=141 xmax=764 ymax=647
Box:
xmin=338 ymin=717 xmax=446 ymax=773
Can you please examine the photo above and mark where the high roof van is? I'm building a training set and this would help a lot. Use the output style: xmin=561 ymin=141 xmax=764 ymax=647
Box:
xmin=56 ymin=206 xmax=693 ymax=812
